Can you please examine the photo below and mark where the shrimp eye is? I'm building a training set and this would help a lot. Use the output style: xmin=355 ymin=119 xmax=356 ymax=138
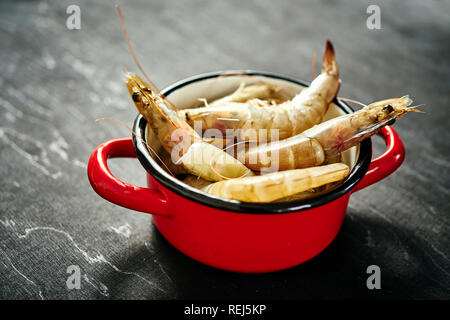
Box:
xmin=132 ymin=91 xmax=141 ymax=103
xmin=383 ymin=105 xmax=394 ymax=113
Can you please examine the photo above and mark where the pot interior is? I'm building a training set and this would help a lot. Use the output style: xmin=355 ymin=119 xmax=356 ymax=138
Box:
xmin=146 ymin=74 xmax=359 ymax=175
xmin=133 ymin=71 xmax=371 ymax=213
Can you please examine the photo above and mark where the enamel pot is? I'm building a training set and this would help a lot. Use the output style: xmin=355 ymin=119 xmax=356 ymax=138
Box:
xmin=87 ymin=71 xmax=405 ymax=273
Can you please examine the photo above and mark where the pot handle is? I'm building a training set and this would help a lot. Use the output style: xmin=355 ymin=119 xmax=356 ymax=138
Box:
xmin=353 ymin=126 xmax=405 ymax=192
xmin=87 ymin=138 xmax=170 ymax=216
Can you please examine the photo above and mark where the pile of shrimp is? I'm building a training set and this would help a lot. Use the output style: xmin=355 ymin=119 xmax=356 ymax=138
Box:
xmin=123 ymin=35 xmax=419 ymax=203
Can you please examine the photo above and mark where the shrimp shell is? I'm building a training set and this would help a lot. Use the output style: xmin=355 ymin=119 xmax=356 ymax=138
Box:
xmin=243 ymin=96 xmax=414 ymax=172
xmin=203 ymin=163 xmax=350 ymax=203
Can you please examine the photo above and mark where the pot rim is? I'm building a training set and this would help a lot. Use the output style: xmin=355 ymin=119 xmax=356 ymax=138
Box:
xmin=132 ymin=70 xmax=372 ymax=214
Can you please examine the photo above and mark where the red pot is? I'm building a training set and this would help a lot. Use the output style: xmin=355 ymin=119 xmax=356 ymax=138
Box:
xmin=87 ymin=71 xmax=405 ymax=273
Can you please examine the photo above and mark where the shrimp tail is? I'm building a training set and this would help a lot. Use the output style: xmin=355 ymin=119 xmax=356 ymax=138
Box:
xmin=322 ymin=40 xmax=339 ymax=77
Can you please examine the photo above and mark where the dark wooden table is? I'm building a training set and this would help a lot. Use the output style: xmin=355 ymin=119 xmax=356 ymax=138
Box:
xmin=1 ymin=0 xmax=449 ymax=299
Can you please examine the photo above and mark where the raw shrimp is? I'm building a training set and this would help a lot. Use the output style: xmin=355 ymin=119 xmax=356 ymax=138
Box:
xmin=203 ymin=163 xmax=350 ymax=203
xmin=206 ymin=82 xmax=290 ymax=107
xmin=244 ymin=96 xmax=418 ymax=172
xmin=182 ymin=171 xmax=344 ymax=203
xmin=178 ymin=40 xmax=340 ymax=142
xmin=125 ymin=72 xmax=253 ymax=181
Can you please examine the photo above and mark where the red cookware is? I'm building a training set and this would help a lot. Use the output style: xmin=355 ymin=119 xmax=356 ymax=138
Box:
xmin=87 ymin=71 xmax=405 ymax=273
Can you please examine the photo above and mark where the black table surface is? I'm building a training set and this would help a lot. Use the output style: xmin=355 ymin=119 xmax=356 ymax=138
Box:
xmin=0 ymin=0 xmax=449 ymax=300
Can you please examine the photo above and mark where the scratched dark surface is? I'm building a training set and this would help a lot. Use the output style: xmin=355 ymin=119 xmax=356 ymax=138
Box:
xmin=0 ymin=0 xmax=449 ymax=300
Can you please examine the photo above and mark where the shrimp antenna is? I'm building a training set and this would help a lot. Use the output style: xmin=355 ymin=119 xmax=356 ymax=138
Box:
xmin=415 ymin=106 xmax=426 ymax=113
xmin=115 ymin=4 xmax=179 ymax=111
xmin=95 ymin=117 xmax=176 ymax=177
xmin=116 ymin=5 xmax=157 ymax=90
xmin=407 ymin=104 xmax=425 ymax=113
xmin=396 ymin=104 xmax=425 ymax=119
xmin=338 ymin=97 xmax=369 ymax=108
